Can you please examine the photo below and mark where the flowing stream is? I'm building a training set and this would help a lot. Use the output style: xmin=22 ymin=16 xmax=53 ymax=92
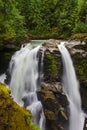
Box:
xmin=8 ymin=42 xmax=45 ymax=130
xmin=58 ymin=42 xmax=85 ymax=130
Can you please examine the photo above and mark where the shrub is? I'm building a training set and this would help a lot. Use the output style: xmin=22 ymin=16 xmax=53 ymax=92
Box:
xmin=73 ymin=22 xmax=87 ymax=33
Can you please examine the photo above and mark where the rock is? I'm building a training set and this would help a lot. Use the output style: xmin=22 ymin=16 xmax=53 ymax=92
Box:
xmin=44 ymin=110 xmax=57 ymax=120
xmin=37 ymin=39 xmax=87 ymax=130
xmin=41 ymin=40 xmax=61 ymax=83
xmin=42 ymin=39 xmax=60 ymax=53
xmin=37 ymin=83 xmax=69 ymax=130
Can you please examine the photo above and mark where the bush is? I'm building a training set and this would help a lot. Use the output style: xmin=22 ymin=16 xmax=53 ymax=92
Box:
xmin=73 ymin=22 xmax=87 ymax=33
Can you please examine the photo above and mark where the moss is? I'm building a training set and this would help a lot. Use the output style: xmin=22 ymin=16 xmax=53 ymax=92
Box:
xmin=30 ymin=122 xmax=41 ymax=130
xmin=71 ymin=33 xmax=87 ymax=42
xmin=25 ymin=111 xmax=31 ymax=125
xmin=44 ymin=53 xmax=58 ymax=82
xmin=75 ymin=59 xmax=87 ymax=80
xmin=0 ymin=83 xmax=41 ymax=130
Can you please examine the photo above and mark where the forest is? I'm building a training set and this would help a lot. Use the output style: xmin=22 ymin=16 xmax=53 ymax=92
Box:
xmin=0 ymin=0 xmax=87 ymax=45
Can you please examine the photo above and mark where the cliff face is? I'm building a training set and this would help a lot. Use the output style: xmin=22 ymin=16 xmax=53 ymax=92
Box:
xmin=0 ymin=82 xmax=40 ymax=130
xmin=37 ymin=39 xmax=87 ymax=130
xmin=37 ymin=83 xmax=69 ymax=130
xmin=0 ymin=39 xmax=87 ymax=130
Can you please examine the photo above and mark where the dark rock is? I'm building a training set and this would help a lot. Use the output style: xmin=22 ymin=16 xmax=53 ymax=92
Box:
xmin=37 ymin=83 xmax=69 ymax=130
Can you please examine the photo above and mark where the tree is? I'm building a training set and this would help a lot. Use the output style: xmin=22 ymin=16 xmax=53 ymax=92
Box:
xmin=78 ymin=0 xmax=87 ymax=23
xmin=17 ymin=0 xmax=43 ymax=32
xmin=0 ymin=0 xmax=27 ymax=43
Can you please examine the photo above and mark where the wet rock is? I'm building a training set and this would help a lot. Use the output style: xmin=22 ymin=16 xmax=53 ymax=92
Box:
xmin=37 ymin=83 xmax=69 ymax=130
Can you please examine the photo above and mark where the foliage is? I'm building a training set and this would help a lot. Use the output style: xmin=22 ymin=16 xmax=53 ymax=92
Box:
xmin=0 ymin=0 xmax=87 ymax=44
xmin=73 ymin=22 xmax=87 ymax=33
xmin=0 ymin=0 xmax=27 ymax=45
xmin=16 ymin=0 xmax=87 ymax=38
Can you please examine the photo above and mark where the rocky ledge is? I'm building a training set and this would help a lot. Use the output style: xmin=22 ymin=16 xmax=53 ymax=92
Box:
xmin=37 ymin=39 xmax=87 ymax=130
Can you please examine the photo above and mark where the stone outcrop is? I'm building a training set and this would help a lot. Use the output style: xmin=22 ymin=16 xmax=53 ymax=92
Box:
xmin=37 ymin=39 xmax=87 ymax=130
xmin=37 ymin=82 xmax=69 ymax=130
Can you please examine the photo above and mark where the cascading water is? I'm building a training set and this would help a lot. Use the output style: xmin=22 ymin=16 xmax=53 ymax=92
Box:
xmin=58 ymin=42 xmax=85 ymax=130
xmin=8 ymin=43 xmax=45 ymax=130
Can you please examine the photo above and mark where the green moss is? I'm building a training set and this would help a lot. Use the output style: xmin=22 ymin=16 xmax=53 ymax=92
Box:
xmin=30 ymin=122 xmax=41 ymax=130
xmin=0 ymin=83 xmax=41 ymax=130
xmin=0 ymin=83 xmax=11 ymax=100
xmin=75 ymin=59 xmax=87 ymax=80
xmin=44 ymin=53 xmax=58 ymax=82
xmin=71 ymin=33 xmax=87 ymax=42
xmin=24 ymin=112 xmax=41 ymax=130
xmin=25 ymin=111 xmax=32 ymax=125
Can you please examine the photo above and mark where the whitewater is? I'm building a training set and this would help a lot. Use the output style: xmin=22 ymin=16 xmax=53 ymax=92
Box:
xmin=58 ymin=42 xmax=85 ymax=130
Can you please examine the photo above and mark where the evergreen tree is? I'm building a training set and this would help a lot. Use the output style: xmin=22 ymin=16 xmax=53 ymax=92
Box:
xmin=0 ymin=0 xmax=87 ymax=42
xmin=0 ymin=0 xmax=27 ymax=44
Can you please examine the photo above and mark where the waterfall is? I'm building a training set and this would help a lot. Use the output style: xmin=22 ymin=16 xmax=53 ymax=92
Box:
xmin=58 ymin=42 xmax=85 ymax=130
xmin=9 ymin=43 xmax=45 ymax=130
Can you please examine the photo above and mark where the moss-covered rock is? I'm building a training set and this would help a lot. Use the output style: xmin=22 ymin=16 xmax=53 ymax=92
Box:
xmin=70 ymin=33 xmax=87 ymax=42
xmin=0 ymin=82 xmax=40 ymax=130
xmin=42 ymin=39 xmax=61 ymax=83
xmin=43 ymin=53 xmax=58 ymax=82
xmin=75 ymin=58 xmax=87 ymax=80
xmin=39 ymin=39 xmax=87 ymax=130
